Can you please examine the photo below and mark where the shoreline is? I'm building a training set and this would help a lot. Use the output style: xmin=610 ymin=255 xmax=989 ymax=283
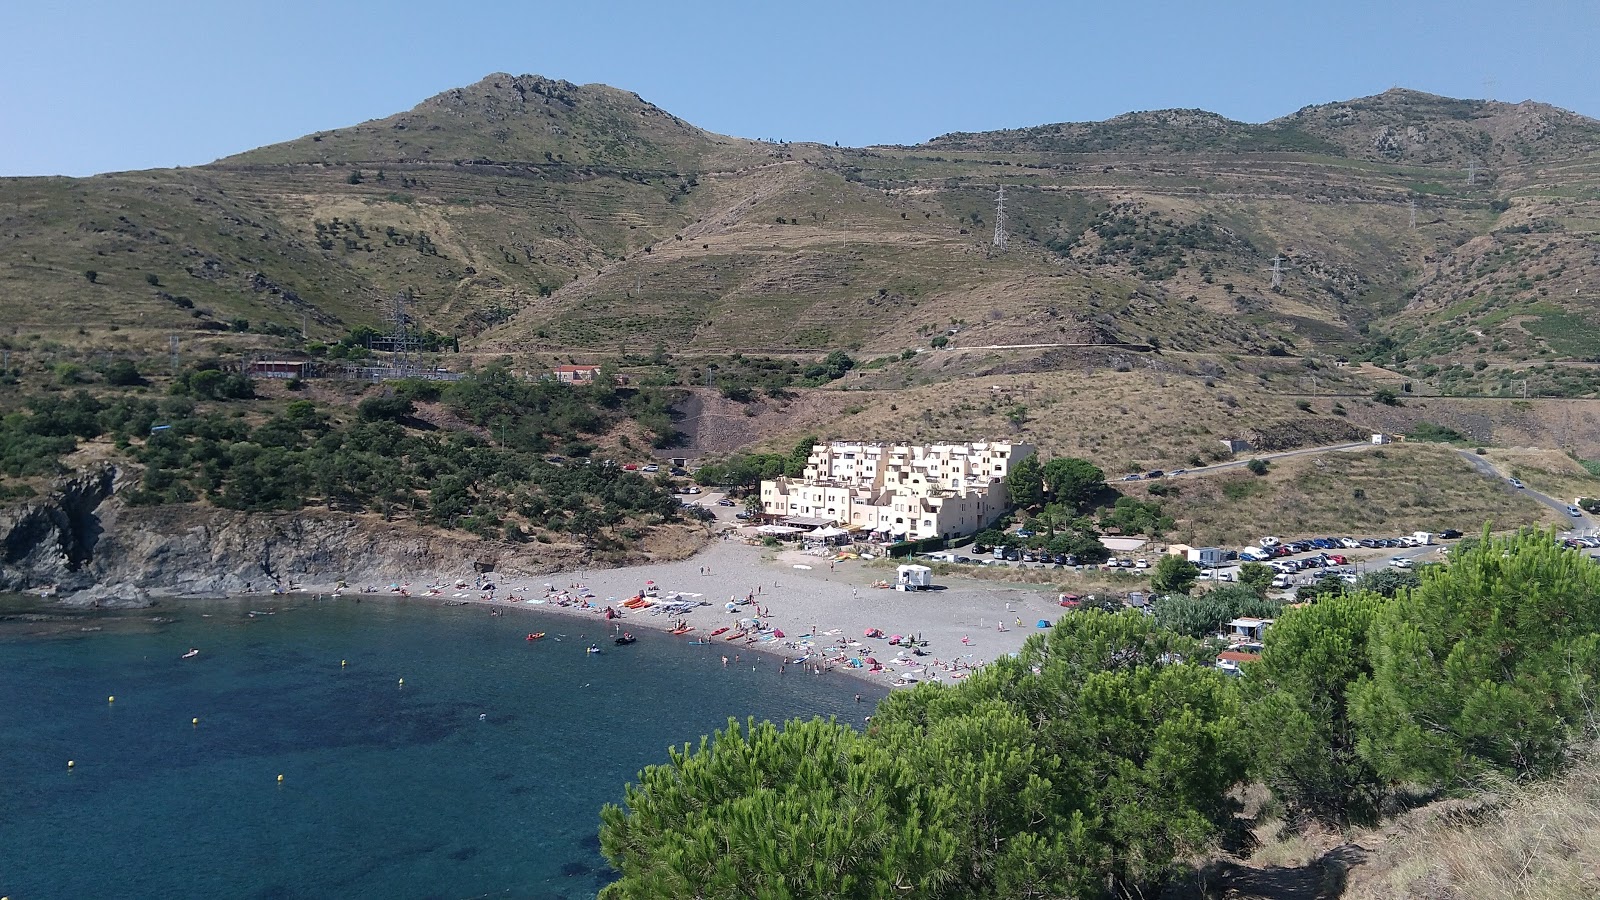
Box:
xmin=195 ymin=534 xmax=1066 ymax=689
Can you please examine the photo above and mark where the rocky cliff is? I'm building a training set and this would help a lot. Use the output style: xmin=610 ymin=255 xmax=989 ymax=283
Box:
xmin=0 ymin=469 xmax=698 ymax=608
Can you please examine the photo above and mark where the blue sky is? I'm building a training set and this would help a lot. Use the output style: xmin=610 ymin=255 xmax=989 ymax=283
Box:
xmin=4 ymin=0 xmax=1595 ymax=176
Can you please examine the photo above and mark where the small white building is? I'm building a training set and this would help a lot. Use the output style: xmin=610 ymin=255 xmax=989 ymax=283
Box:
xmin=1371 ymin=433 xmax=1393 ymax=445
xmin=896 ymin=564 xmax=932 ymax=591
xmin=1227 ymin=617 xmax=1274 ymax=641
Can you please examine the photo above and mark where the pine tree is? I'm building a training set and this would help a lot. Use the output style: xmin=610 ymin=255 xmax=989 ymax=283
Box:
xmin=1351 ymin=528 xmax=1600 ymax=787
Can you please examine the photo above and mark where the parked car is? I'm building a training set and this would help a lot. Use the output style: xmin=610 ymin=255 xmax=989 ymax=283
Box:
xmin=1168 ymin=469 xmax=1186 ymax=476
xmin=1122 ymin=474 xmax=1142 ymax=481
xmin=642 ymin=464 xmax=659 ymax=473
xmin=735 ymin=511 xmax=752 ymax=520
xmin=1509 ymin=478 xmax=1524 ymax=488
xmin=1145 ymin=470 xmax=1164 ymax=479
xmin=955 ymin=556 xmax=972 ymax=564
xmin=1389 ymin=556 xmax=1415 ymax=569
xmin=717 ymin=498 xmax=736 ymax=507
xmin=1439 ymin=528 xmax=1464 ymax=539
xmin=1134 ymin=559 xmax=1150 ymax=569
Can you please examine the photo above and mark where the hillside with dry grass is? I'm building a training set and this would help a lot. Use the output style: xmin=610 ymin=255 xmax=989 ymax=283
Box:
xmin=6 ymin=74 xmax=1600 ymax=540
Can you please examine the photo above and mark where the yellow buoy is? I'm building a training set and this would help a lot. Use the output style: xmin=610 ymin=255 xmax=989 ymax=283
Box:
xmin=277 ymin=774 xmax=284 ymax=784
xmin=107 ymin=695 xmax=115 ymax=704
xmin=66 ymin=760 xmax=75 ymax=769
xmin=341 ymin=659 xmax=347 ymax=668
xmin=397 ymin=678 xmax=404 ymax=686
xmin=192 ymin=717 xmax=200 ymax=726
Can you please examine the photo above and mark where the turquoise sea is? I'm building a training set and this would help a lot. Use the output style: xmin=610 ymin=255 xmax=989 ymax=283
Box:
xmin=0 ymin=595 xmax=882 ymax=899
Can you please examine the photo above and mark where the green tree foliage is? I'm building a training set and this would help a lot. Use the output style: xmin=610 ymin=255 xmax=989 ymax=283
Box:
xmin=1042 ymin=457 xmax=1105 ymax=510
xmin=695 ymin=436 xmax=816 ymax=490
xmin=1151 ymin=553 xmax=1200 ymax=595
xmin=1245 ymin=458 xmax=1270 ymax=476
xmin=601 ymin=613 xmax=1246 ymax=898
xmin=356 ymin=392 xmax=415 ymax=423
xmin=1006 ymin=452 xmax=1045 ymax=510
xmin=1154 ymin=585 xmax=1284 ymax=639
xmin=1351 ymin=529 xmax=1600 ymax=788
xmin=600 ymin=717 xmax=960 ymax=899
xmin=171 ymin=368 xmax=254 ymax=401
xmin=1353 ymin=567 xmax=1420 ymax=597
xmin=1244 ymin=592 xmax=1388 ymax=824
xmin=1238 ymin=561 xmax=1275 ymax=596
xmin=1099 ymin=496 xmax=1173 ymax=538
xmin=101 ymin=359 xmax=145 ymax=386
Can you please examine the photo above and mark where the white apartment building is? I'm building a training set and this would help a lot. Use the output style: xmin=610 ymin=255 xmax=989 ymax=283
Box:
xmin=759 ymin=441 xmax=1034 ymax=541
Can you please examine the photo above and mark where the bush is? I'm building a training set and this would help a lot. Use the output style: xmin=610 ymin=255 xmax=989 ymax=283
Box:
xmin=1245 ymin=458 xmax=1270 ymax=476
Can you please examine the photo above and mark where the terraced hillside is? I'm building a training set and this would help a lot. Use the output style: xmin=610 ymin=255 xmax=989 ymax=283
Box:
xmin=3 ymin=75 xmax=1599 ymax=402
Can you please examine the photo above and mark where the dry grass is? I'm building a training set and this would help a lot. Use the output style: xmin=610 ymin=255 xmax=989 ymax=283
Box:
xmin=1481 ymin=447 xmax=1600 ymax=506
xmin=1344 ymin=750 xmax=1600 ymax=900
xmin=1138 ymin=444 xmax=1557 ymax=546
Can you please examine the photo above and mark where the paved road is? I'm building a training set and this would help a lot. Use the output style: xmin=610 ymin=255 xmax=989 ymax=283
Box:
xmin=1124 ymin=441 xmax=1372 ymax=482
xmin=1452 ymin=448 xmax=1593 ymax=534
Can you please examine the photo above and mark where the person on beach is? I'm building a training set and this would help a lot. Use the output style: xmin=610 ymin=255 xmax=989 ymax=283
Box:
xmin=722 ymin=655 xmax=729 ymax=667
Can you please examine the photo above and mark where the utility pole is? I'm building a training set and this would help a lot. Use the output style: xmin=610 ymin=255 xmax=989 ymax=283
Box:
xmin=1409 ymin=197 xmax=1418 ymax=229
xmin=992 ymin=185 xmax=1008 ymax=252
xmin=169 ymin=334 xmax=180 ymax=373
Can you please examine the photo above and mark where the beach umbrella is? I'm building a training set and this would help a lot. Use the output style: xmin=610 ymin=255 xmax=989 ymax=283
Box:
xmin=772 ymin=629 xmax=785 ymax=638
xmin=889 ymin=634 xmax=903 ymax=643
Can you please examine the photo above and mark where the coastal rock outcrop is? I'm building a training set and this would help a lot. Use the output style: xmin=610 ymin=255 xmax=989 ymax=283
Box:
xmin=0 ymin=466 xmax=119 ymax=597
xmin=2 ymin=466 xmax=703 ymax=608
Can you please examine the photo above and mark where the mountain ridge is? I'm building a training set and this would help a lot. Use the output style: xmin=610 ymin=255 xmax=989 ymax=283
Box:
xmin=3 ymin=73 xmax=1599 ymax=406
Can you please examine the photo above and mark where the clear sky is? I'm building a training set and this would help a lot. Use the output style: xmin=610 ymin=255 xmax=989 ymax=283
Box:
xmin=4 ymin=0 xmax=1596 ymax=176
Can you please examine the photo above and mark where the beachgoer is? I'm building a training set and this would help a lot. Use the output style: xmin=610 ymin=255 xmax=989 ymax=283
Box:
xmin=721 ymin=656 xmax=729 ymax=667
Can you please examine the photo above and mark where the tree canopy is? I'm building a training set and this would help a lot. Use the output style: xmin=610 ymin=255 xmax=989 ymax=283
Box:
xmin=1351 ymin=528 xmax=1600 ymax=788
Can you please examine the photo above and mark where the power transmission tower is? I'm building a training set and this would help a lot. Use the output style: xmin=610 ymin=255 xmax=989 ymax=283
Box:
xmin=1467 ymin=158 xmax=1479 ymax=185
xmin=387 ymin=291 xmax=422 ymax=377
xmin=1268 ymin=255 xmax=1291 ymax=290
xmin=992 ymin=185 xmax=1008 ymax=252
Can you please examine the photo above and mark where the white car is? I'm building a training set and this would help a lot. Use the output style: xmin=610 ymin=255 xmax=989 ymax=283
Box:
xmin=1133 ymin=559 xmax=1151 ymax=569
xmin=1389 ymin=556 xmax=1415 ymax=569
xmin=1509 ymin=478 xmax=1524 ymax=489
xmin=642 ymin=464 xmax=659 ymax=473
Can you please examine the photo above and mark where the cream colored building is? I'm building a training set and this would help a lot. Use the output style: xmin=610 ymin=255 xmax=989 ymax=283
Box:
xmin=759 ymin=441 xmax=1033 ymax=541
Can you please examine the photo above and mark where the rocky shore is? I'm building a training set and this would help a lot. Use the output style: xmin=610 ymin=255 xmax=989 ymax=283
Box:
xmin=0 ymin=466 xmax=698 ymax=608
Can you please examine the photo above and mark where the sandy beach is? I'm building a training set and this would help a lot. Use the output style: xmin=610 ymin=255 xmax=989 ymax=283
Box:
xmin=301 ymin=529 xmax=1064 ymax=688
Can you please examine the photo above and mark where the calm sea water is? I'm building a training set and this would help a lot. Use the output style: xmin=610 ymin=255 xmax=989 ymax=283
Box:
xmin=0 ymin=595 xmax=881 ymax=900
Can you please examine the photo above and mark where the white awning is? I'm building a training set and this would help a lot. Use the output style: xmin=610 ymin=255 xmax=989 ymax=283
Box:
xmin=810 ymin=526 xmax=848 ymax=538
xmin=757 ymin=524 xmax=802 ymax=535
